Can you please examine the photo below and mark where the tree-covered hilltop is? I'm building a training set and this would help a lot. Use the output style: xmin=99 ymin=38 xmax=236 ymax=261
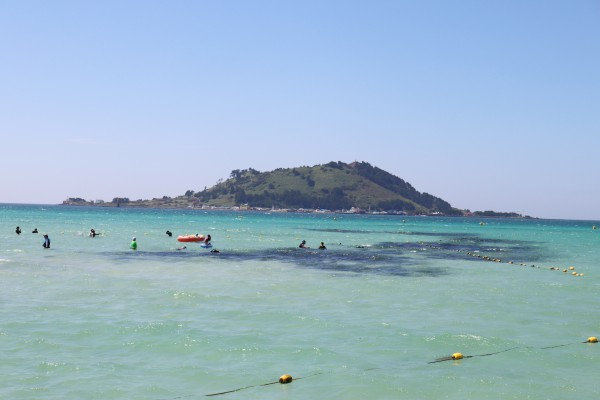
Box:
xmin=188 ymin=161 xmax=462 ymax=215
xmin=63 ymin=161 xmax=463 ymax=214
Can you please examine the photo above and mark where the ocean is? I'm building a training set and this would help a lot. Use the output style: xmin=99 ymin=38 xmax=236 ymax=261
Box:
xmin=1 ymin=204 xmax=599 ymax=399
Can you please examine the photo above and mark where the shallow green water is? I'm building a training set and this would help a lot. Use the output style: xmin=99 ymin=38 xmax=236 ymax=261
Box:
xmin=1 ymin=204 xmax=599 ymax=399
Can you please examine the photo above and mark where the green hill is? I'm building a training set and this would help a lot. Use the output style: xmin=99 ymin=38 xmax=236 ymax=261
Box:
xmin=189 ymin=161 xmax=461 ymax=215
xmin=63 ymin=161 xmax=463 ymax=215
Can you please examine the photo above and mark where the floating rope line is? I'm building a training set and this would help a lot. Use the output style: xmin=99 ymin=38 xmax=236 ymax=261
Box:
xmin=205 ymin=372 xmax=322 ymax=397
xmin=430 ymin=337 xmax=598 ymax=364
xmin=151 ymin=334 xmax=598 ymax=400
xmin=539 ymin=342 xmax=579 ymax=350
xmin=428 ymin=346 xmax=520 ymax=364
xmin=408 ymin=240 xmax=587 ymax=277
xmin=541 ymin=336 xmax=599 ymax=349
xmin=156 ymin=337 xmax=595 ymax=399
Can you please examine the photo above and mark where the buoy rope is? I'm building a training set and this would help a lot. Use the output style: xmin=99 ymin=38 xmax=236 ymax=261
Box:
xmin=156 ymin=336 xmax=596 ymax=399
xmin=539 ymin=342 xmax=579 ymax=350
xmin=428 ymin=346 xmax=520 ymax=364
xmin=204 ymin=372 xmax=322 ymax=397
xmin=541 ymin=337 xmax=598 ymax=349
xmin=430 ymin=337 xmax=598 ymax=363
xmin=409 ymin=241 xmax=587 ymax=277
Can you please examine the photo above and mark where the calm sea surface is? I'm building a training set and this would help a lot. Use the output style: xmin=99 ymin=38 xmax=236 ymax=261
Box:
xmin=1 ymin=204 xmax=599 ymax=399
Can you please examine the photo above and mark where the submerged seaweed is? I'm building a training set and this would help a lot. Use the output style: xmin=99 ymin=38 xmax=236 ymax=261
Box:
xmin=109 ymin=248 xmax=443 ymax=277
xmin=106 ymin=231 xmax=549 ymax=278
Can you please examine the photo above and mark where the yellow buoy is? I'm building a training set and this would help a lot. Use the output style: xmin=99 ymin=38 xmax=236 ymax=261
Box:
xmin=451 ymin=352 xmax=464 ymax=360
xmin=569 ymin=266 xmax=575 ymax=270
xmin=587 ymin=337 xmax=598 ymax=343
xmin=279 ymin=374 xmax=293 ymax=384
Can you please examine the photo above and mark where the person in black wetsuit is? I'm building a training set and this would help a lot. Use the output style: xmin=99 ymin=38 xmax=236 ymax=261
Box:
xmin=42 ymin=234 xmax=50 ymax=248
xmin=16 ymin=226 xmax=21 ymax=235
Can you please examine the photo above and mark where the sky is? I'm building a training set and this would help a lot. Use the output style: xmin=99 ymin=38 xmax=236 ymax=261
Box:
xmin=1 ymin=0 xmax=598 ymax=220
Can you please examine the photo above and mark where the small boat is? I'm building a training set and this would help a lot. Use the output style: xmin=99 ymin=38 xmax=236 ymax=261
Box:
xmin=177 ymin=234 xmax=205 ymax=243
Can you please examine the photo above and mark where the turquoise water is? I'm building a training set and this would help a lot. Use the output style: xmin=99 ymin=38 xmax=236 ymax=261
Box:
xmin=1 ymin=204 xmax=599 ymax=399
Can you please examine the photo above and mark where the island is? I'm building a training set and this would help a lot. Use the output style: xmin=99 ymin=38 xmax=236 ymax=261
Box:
xmin=62 ymin=161 xmax=529 ymax=218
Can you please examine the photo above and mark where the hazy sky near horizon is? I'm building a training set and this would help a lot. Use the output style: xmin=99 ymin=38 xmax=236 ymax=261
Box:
xmin=1 ymin=1 xmax=598 ymax=220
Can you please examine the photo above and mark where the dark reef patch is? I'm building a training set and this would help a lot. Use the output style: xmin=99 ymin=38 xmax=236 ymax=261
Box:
xmin=106 ymin=246 xmax=447 ymax=277
xmin=105 ymin=234 xmax=549 ymax=277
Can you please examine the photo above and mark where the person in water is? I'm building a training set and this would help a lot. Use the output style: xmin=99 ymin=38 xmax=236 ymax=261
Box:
xmin=42 ymin=234 xmax=50 ymax=249
xmin=299 ymin=240 xmax=308 ymax=248
xmin=89 ymin=228 xmax=99 ymax=237
xmin=318 ymin=242 xmax=327 ymax=250
xmin=166 ymin=230 xmax=173 ymax=237
xmin=32 ymin=228 xmax=38 ymax=233
xmin=204 ymin=234 xmax=212 ymax=245
xmin=16 ymin=226 xmax=21 ymax=235
xmin=130 ymin=237 xmax=137 ymax=250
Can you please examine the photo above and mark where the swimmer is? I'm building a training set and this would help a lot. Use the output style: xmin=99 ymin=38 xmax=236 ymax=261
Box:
xmin=318 ymin=242 xmax=327 ymax=250
xmin=210 ymin=249 xmax=220 ymax=254
xmin=299 ymin=240 xmax=308 ymax=249
xmin=130 ymin=237 xmax=137 ymax=250
xmin=42 ymin=234 xmax=50 ymax=249
xmin=89 ymin=228 xmax=100 ymax=237
xmin=32 ymin=228 xmax=38 ymax=233
xmin=166 ymin=230 xmax=173 ymax=237
xmin=16 ymin=226 xmax=21 ymax=235
xmin=176 ymin=245 xmax=187 ymax=251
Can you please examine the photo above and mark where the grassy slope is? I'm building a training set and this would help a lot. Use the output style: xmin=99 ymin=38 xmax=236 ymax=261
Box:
xmin=204 ymin=164 xmax=426 ymax=211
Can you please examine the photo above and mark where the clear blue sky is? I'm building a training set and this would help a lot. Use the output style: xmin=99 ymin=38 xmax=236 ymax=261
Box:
xmin=1 ymin=0 xmax=598 ymax=220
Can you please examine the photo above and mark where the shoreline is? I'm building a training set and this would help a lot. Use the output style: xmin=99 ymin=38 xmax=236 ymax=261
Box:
xmin=57 ymin=201 xmax=534 ymax=219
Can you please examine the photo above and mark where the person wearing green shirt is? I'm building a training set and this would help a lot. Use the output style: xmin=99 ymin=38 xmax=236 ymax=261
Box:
xmin=130 ymin=237 xmax=137 ymax=250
